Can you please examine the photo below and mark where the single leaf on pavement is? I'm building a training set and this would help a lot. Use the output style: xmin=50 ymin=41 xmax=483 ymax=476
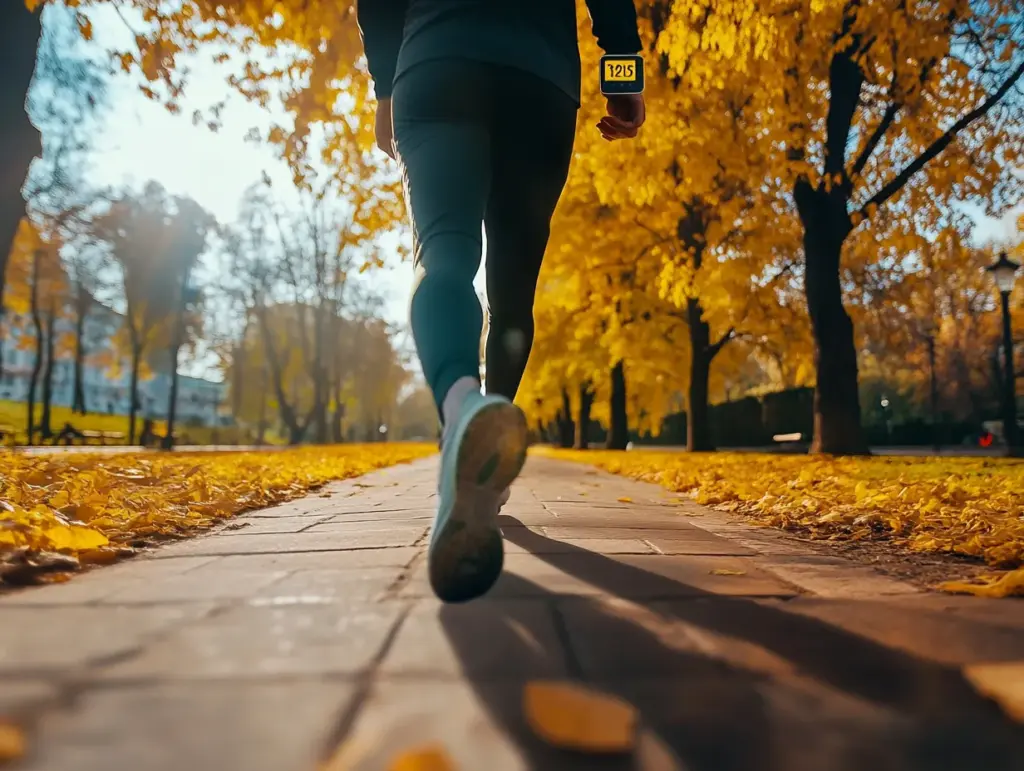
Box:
xmin=0 ymin=721 xmax=26 ymax=762
xmin=523 ymin=681 xmax=637 ymax=753
xmin=389 ymin=744 xmax=457 ymax=771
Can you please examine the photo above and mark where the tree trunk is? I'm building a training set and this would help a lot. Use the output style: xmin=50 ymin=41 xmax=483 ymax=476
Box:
xmin=331 ymin=390 xmax=345 ymax=444
xmin=257 ymin=364 xmax=268 ymax=445
xmin=687 ymin=297 xmax=714 ymax=452
xmin=26 ymin=251 xmax=42 ymax=445
xmin=72 ymin=287 xmax=89 ymax=414
xmin=128 ymin=343 xmax=142 ymax=445
xmin=288 ymin=422 xmax=307 ymax=445
xmin=162 ymin=336 xmax=183 ymax=451
xmin=799 ymin=194 xmax=869 ymax=455
xmin=255 ymin=306 xmax=307 ymax=443
xmin=927 ymin=334 xmax=940 ymax=452
xmin=606 ymin=361 xmax=629 ymax=450
xmin=575 ymin=382 xmax=593 ymax=450
xmin=40 ymin=303 xmax=56 ymax=440
xmin=557 ymin=387 xmax=574 ymax=448
xmin=0 ymin=3 xmax=44 ymax=384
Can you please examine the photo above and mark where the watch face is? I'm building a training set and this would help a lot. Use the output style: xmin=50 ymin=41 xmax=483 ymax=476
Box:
xmin=600 ymin=55 xmax=644 ymax=95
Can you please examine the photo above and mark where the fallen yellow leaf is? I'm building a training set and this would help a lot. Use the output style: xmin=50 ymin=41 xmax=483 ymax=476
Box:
xmin=389 ymin=744 xmax=457 ymax=771
xmin=710 ymin=569 xmax=746 ymax=576
xmin=938 ymin=568 xmax=1024 ymax=598
xmin=963 ymin=662 xmax=1024 ymax=722
xmin=617 ymin=497 xmax=633 ymax=503
xmin=0 ymin=721 xmax=26 ymax=761
xmin=523 ymin=681 xmax=637 ymax=753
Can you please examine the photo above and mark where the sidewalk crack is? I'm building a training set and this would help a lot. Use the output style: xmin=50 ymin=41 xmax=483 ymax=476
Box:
xmin=316 ymin=602 xmax=413 ymax=763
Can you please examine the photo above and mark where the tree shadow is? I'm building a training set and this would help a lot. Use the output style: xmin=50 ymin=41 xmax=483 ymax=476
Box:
xmin=435 ymin=517 xmax=1024 ymax=770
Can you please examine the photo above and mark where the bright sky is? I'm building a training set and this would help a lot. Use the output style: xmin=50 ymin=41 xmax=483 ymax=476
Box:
xmin=80 ymin=5 xmax=437 ymax=338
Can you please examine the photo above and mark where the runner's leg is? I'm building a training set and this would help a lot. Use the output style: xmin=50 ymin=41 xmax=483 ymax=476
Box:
xmin=483 ymin=68 xmax=578 ymax=402
xmin=393 ymin=61 xmax=491 ymax=416
xmin=393 ymin=60 xmax=530 ymax=603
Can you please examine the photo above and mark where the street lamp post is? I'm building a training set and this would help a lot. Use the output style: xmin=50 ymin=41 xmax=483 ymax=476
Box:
xmin=985 ymin=252 xmax=1021 ymax=457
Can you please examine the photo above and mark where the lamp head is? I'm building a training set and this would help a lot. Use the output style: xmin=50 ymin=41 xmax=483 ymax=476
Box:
xmin=985 ymin=252 xmax=1021 ymax=294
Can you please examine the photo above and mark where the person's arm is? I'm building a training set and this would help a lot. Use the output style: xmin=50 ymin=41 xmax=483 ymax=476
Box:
xmin=584 ymin=0 xmax=642 ymax=55
xmin=356 ymin=0 xmax=410 ymax=99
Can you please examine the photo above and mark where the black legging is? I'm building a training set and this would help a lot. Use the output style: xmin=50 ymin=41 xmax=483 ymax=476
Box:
xmin=392 ymin=59 xmax=578 ymax=412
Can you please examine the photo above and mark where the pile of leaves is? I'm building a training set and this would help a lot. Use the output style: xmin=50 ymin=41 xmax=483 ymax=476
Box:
xmin=0 ymin=444 xmax=435 ymax=585
xmin=541 ymin=449 xmax=1024 ymax=597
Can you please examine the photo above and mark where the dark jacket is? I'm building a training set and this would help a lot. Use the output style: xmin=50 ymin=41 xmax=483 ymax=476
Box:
xmin=357 ymin=0 xmax=642 ymax=105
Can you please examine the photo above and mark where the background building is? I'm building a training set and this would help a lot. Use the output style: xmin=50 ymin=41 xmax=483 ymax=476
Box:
xmin=0 ymin=301 xmax=226 ymax=426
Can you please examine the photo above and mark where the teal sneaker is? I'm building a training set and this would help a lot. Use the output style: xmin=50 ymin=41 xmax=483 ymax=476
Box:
xmin=429 ymin=391 xmax=528 ymax=603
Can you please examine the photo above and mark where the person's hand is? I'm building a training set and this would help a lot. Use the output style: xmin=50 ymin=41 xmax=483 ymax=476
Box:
xmin=597 ymin=93 xmax=645 ymax=141
xmin=375 ymin=97 xmax=396 ymax=159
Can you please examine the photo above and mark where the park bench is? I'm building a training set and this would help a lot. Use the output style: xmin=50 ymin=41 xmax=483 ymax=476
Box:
xmin=772 ymin=432 xmax=808 ymax=453
xmin=772 ymin=432 xmax=804 ymax=443
xmin=80 ymin=430 xmax=127 ymax=446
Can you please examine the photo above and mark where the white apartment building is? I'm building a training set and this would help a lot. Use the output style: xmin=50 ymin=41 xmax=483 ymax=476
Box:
xmin=0 ymin=301 xmax=227 ymax=426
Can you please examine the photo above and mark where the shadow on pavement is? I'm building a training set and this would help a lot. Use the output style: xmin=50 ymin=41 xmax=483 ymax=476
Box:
xmin=436 ymin=516 xmax=1024 ymax=771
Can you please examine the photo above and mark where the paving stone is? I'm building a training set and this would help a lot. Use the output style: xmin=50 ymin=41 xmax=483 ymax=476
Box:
xmin=541 ymin=526 xmax=704 ymax=539
xmin=0 ymin=604 xmax=216 ymax=673
xmin=889 ymin=595 xmax=1024 ymax=632
xmin=533 ymin=509 xmax=699 ymax=528
xmin=512 ymin=551 xmax=795 ymax=597
xmin=381 ymin=599 xmax=567 ymax=678
xmin=152 ymin=527 xmax=427 ymax=557
xmin=334 ymin=680 xmax=557 ymax=771
xmin=210 ymin=516 xmax=333 ymax=534
xmin=540 ymin=526 xmax=756 ymax=556
xmin=98 ymin=601 xmax=406 ymax=680
xmin=252 ymin=567 xmax=401 ymax=603
xmin=557 ymin=595 xmax=797 ymax=679
xmin=754 ymin=559 xmax=921 ymax=598
xmin=304 ymin=518 xmax=435 ymax=534
xmin=243 ymin=499 xmax=340 ymax=518
xmin=773 ymin=597 xmax=1024 ymax=664
xmin=0 ymin=557 xmax=217 ymax=607
xmin=195 ymin=548 xmax=420 ymax=572
xmin=646 ymin=537 xmax=758 ymax=556
xmin=318 ymin=509 xmax=436 ymax=523
xmin=98 ymin=567 xmax=290 ymax=604
xmin=503 ymin=537 xmax=657 ymax=555
xmin=18 ymin=681 xmax=353 ymax=771
xmin=0 ymin=681 xmax=62 ymax=718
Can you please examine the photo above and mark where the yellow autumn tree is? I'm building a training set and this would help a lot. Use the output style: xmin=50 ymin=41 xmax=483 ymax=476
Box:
xmin=3 ymin=218 xmax=72 ymax=442
xmin=524 ymin=0 xmax=808 ymax=451
xmin=654 ymin=0 xmax=1023 ymax=454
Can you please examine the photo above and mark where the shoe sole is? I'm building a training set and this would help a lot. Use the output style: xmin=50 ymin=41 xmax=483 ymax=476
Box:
xmin=429 ymin=400 xmax=529 ymax=603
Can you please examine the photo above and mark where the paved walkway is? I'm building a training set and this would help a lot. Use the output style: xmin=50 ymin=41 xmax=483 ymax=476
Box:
xmin=2 ymin=457 xmax=1024 ymax=770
